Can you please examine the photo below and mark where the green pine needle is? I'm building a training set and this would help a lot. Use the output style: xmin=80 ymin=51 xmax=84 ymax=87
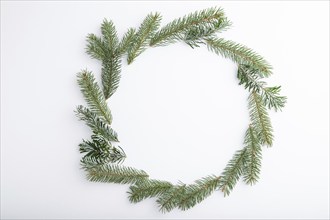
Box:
xmin=238 ymin=64 xmax=287 ymax=111
xmin=85 ymin=19 xmax=122 ymax=99
xmin=101 ymin=19 xmax=119 ymax=49
xmin=77 ymin=70 xmax=113 ymax=124
xmin=101 ymin=56 xmax=121 ymax=99
xmin=118 ymin=28 xmax=136 ymax=55
xmin=100 ymin=20 xmax=121 ymax=99
xmin=206 ymin=37 xmax=272 ymax=77
xmin=150 ymin=7 xmax=225 ymax=47
xmin=157 ymin=183 xmax=186 ymax=213
xmin=86 ymin=164 xmax=149 ymax=184
xmin=177 ymin=175 xmax=221 ymax=211
xmin=219 ymin=148 xmax=247 ymax=196
xmin=243 ymin=125 xmax=262 ymax=185
xmin=262 ymin=86 xmax=287 ymax=112
xmin=237 ymin=64 xmax=267 ymax=92
xmin=127 ymin=13 xmax=162 ymax=64
xmin=79 ymin=135 xmax=125 ymax=165
xmin=75 ymin=105 xmax=119 ymax=142
xmin=86 ymin=34 xmax=106 ymax=60
xmin=183 ymin=18 xmax=232 ymax=48
xmin=128 ymin=179 xmax=173 ymax=203
xmin=248 ymin=92 xmax=273 ymax=146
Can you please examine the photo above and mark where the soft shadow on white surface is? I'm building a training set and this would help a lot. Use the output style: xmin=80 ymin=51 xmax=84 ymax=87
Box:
xmin=1 ymin=1 xmax=329 ymax=219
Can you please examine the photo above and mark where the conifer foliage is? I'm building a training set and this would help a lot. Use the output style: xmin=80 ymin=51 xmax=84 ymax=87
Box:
xmin=75 ymin=7 xmax=286 ymax=212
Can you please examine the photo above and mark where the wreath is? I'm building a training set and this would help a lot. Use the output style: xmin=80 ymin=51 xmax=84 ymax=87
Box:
xmin=75 ymin=7 xmax=286 ymax=213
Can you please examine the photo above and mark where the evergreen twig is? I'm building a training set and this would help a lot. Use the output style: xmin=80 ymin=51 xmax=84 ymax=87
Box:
xmin=79 ymin=135 xmax=125 ymax=165
xmin=102 ymin=56 xmax=121 ymax=99
xmin=157 ymin=183 xmax=187 ymax=213
xmin=177 ymin=175 xmax=221 ymax=211
xmin=118 ymin=28 xmax=136 ymax=55
xmin=219 ymin=148 xmax=247 ymax=196
xmin=86 ymin=34 xmax=106 ymax=60
xmin=248 ymin=92 xmax=273 ymax=146
xmin=128 ymin=179 xmax=173 ymax=203
xmin=183 ymin=18 xmax=231 ymax=48
xmin=206 ymin=37 xmax=272 ymax=77
xmin=150 ymin=7 xmax=226 ymax=47
xmin=127 ymin=13 xmax=162 ymax=64
xmin=100 ymin=19 xmax=121 ymax=99
xmin=75 ymin=105 xmax=118 ymax=142
xmin=86 ymin=19 xmax=122 ymax=99
xmin=86 ymin=164 xmax=149 ymax=184
xmin=77 ymin=70 xmax=112 ymax=124
xmin=243 ymin=125 xmax=262 ymax=185
xmin=238 ymin=64 xmax=287 ymax=111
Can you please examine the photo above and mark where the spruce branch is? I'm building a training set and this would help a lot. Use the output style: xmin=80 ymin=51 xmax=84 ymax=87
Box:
xmin=98 ymin=19 xmax=122 ymax=99
xmin=86 ymin=19 xmax=119 ymax=61
xmin=262 ymin=86 xmax=287 ymax=112
xmin=86 ymin=34 xmax=106 ymax=60
xmin=183 ymin=18 xmax=232 ymax=48
xmin=237 ymin=64 xmax=267 ymax=92
xmin=81 ymin=156 xmax=104 ymax=170
xmin=101 ymin=19 xmax=119 ymax=49
xmin=219 ymin=148 xmax=247 ymax=196
xmin=238 ymin=64 xmax=287 ymax=111
xmin=177 ymin=175 xmax=221 ymax=211
xmin=118 ymin=28 xmax=136 ymax=55
xmin=79 ymin=135 xmax=125 ymax=165
xmin=157 ymin=183 xmax=186 ymax=213
xmin=128 ymin=179 xmax=173 ymax=203
xmin=243 ymin=125 xmax=262 ymax=185
xmin=127 ymin=13 xmax=162 ymax=64
xmin=101 ymin=56 xmax=121 ymax=99
xmin=77 ymin=70 xmax=112 ymax=124
xmin=86 ymin=164 xmax=149 ymax=184
xmin=150 ymin=7 xmax=225 ymax=47
xmin=75 ymin=105 xmax=119 ymax=142
xmin=248 ymin=92 xmax=273 ymax=146
xmin=205 ymin=38 xmax=272 ymax=77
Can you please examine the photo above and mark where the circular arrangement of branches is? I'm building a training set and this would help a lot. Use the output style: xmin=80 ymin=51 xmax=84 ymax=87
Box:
xmin=75 ymin=7 xmax=286 ymax=213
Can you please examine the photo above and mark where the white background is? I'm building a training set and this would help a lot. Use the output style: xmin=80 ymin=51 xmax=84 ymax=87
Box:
xmin=1 ymin=1 xmax=329 ymax=219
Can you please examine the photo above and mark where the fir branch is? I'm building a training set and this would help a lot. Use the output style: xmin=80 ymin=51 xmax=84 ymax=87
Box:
xmin=91 ymin=134 xmax=126 ymax=162
xmin=101 ymin=19 xmax=119 ymax=49
xmin=262 ymin=86 xmax=287 ymax=112
xmin=248 ymin=92 xmax=273 ymax=146
xmin=238 ymin=64 xmax=287 ymax=111
xmin=86 ymin=164 xmax=149 ymax=184
xmin=205 ymin=37 xmax=272 ymax=77
xmin=77 ymin=70 xmax=112 ymax=124
xmin=118 ymin=28 xmax=136 ymax=55
xmin=127 ymin=13 xmax=162 ymax=64
xmin=75 ymin=105 xmax=119 ymax=142
xmin=219 ymin=148 xmax=247 ymax=196
xmin=183 ymin=18 xmax=232 ymax=48
xmin=150 ymin=7 xmax=225 ymax=47
xmin=86 ymin=34 xmax=106 ymax=60
xmin=177 ymin=175 xmax=221 ymax=211
xmin=79 ymin=135 xmax=125 ymax=165
xmin=237 ymin=64 xmax=266 ymax=92
xmin=243 ymin=125 xmax=262 ymax=185
xmin=94 ymin=19 xmax=122 ymax=99
xmin=101 ymin=56 xmax=121 ymax=99
xmin=81 ymin=156 xmax=103 ymax=170
xmin=128 ymin=179 xmax=173 ymax=203
xmin=157 ymin=183 xmax=186 ymax=213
